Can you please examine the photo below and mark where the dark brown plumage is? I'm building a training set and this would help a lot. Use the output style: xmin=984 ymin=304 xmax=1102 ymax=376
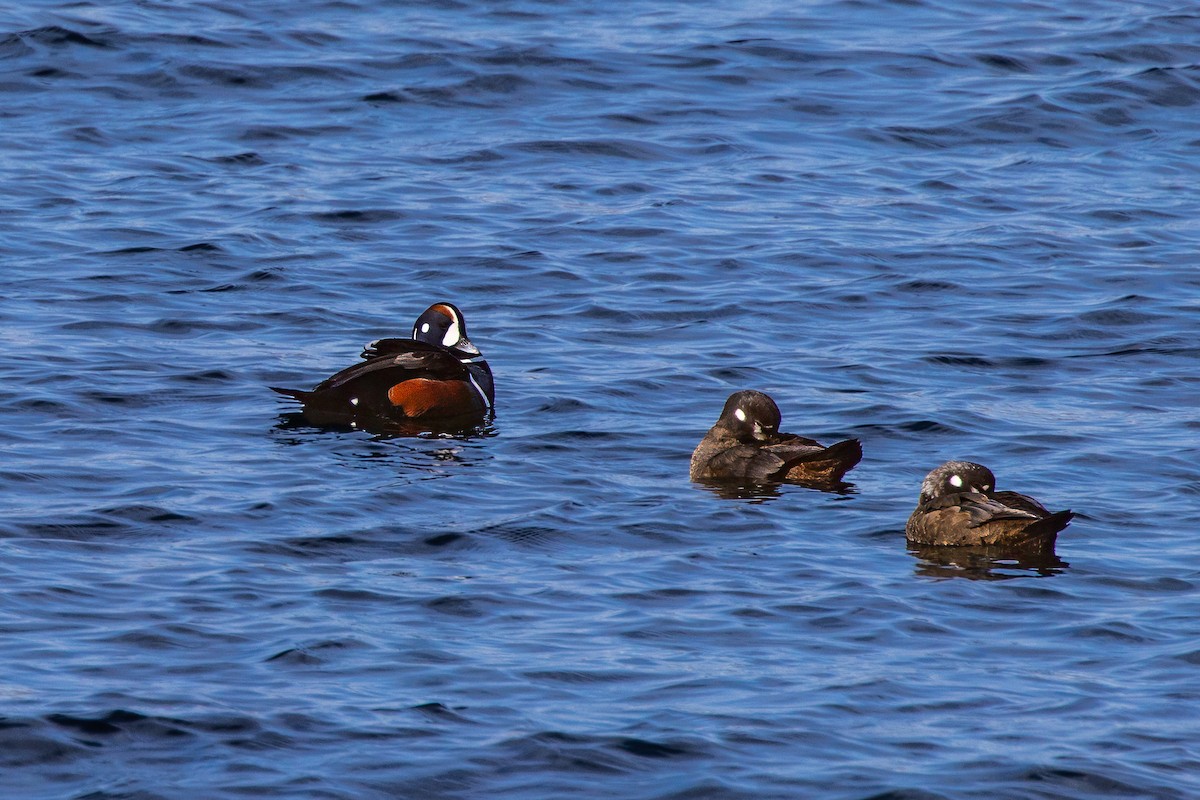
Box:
xmin=271 ymin=302 xmax=494 ymax=432
xmin=905 ymin=461 xmax=1073 ymax=549
xmin=690 ymin=390 xmax=862 ymax=486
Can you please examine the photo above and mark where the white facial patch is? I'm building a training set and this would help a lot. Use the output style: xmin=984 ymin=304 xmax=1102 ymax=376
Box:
xmin=949 ymin=474 xmax=963 ymax=488
xmin=734 ymin=408 xmax=747 ymax=422
xmin=441 ymin=317 xmax=461 ymax=348
xmin=420 ymin=322 xmax=430 ymax=334
xmin=350 ymin=397 xmax=359 ymax=406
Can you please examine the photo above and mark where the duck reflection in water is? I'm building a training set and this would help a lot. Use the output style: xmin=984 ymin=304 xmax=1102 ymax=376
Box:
xmin=274 ymin=408 xmax=493 ymax=439
xmin=694 ymin=478 xmax=857 ymax=503
xmin=909 ymin=542 xmax=1069 ymax=580
xmin=272 ymin=416 xmax=495 ymax=478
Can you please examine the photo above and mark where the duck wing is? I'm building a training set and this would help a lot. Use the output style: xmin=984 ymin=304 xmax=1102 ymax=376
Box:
xmin=766 ymin=431 xmax=823 ymax=448
xmin=908 ymin=492 xmax=1072 ymax=548
xmin=925 ymin=491 xmax=1042 ymax=528
xmin=990 ymin=490 xmax=1052 ymax=517
xmin=700 ymin=444 xmax=791 ymax=483
xmin=360 ymin=337 xmax=437 ymax=360
xmin=763 ymin=441 xmax=826 ymax=462
xmin=311 ymin=348 xmax=468 ymax=394
xmin=906 ymin=492 xmax=1035 ymax=546
xmin=977 ymin=491 xmax=1072 ymax=536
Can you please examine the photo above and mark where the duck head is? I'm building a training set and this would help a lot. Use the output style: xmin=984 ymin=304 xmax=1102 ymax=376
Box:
xmin=413 ymin=302 xmax=481 ymax=359
xmin=717 ymin=390 xmax=783 ymax=442
xmin=918 ymin=460 xmax=996 ymax=504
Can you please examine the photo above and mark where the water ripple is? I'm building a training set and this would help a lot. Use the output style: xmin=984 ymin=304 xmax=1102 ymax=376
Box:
xmin=1 ymin=0 xmax=1199 ymax=798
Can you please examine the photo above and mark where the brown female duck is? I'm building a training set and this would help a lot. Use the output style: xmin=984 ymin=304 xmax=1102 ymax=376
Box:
xmin=690 ymin=390 xmax=861 ymax=485
xmin=905 ymin=461 xmax=1073 ymax=549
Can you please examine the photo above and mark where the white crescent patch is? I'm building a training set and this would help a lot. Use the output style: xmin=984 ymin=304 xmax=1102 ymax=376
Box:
xmin=441 ymin=317 xmax=460 ymax=348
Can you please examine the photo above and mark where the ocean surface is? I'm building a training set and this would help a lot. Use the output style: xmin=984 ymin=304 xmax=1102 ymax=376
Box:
xmin=2 ymin=0 xmax=1199 ymax=797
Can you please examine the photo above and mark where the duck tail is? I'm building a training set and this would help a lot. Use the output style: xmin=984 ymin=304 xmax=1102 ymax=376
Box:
xmin=821 ymin=438 xmax=863 ymax=468
xmin=270 ymin=386 xmax=311 ymax=403
xmin=805 ymin=438 xmax=863 ymax=481
xmin=783 ymin=438 xmax=863 ymax=483
xmin=1023 ymin=509 xmax=1074 ymax=539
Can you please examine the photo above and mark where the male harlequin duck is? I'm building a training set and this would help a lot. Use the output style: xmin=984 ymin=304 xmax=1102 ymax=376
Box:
xmin=271 ymin=302 xmax=494 ymax=430
xmin=690 ymin=390 xmax=862 ymax=485
xmin=905 ymin=461 xmax=1073 ymax=549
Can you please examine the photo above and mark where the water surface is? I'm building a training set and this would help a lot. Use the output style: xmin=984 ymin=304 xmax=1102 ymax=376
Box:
xmin=2 ymin=0 xmax=1199 ymax=797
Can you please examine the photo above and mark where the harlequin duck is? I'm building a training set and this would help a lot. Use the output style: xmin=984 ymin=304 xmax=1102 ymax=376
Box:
xmin=905 ymin=461 xmax=1073 ymax=549
xmin=690 ymin=390 xmax=862 ymax=485
xmin=271 ymin=302 xmax=494 ymax=430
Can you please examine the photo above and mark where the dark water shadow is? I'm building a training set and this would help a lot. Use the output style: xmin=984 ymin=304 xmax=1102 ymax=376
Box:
xmin=273 ymin=409 xmax=495 ymax=440
xmin=694 ymin=478 xmax=857 ymax=503
xmin=908 ymin=542 xmax=1069 ymax=580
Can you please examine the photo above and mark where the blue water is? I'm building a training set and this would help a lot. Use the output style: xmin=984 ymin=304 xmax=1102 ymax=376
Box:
xmin=2 ymin=0 xmax=1200 ymax=797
